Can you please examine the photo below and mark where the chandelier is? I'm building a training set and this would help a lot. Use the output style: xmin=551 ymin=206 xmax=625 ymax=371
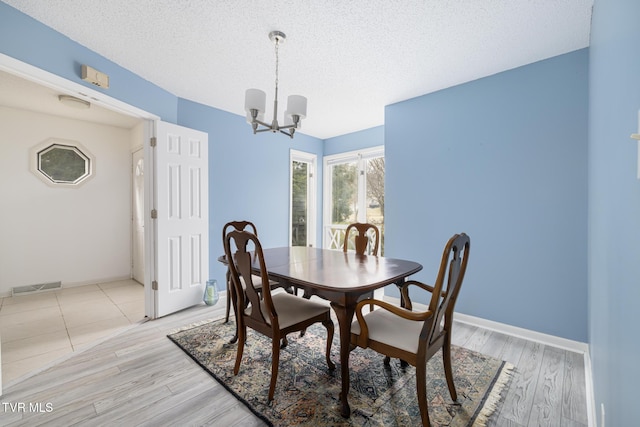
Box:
xmin=244 ymin=31 xmax=307 ymax=139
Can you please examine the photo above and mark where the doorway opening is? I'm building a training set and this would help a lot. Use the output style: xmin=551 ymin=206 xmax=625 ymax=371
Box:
xmin=0 ymin=57 xmax=156 ymax=387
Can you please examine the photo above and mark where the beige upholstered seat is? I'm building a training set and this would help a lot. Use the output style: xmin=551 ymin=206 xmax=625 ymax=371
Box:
xmin=252 ymin=292 xmax=330 ymax=329
xmin=350 ymin=233 xmax=470 ymax=427
xmin=350 ymin=307 xmax=422 ymax=354
xmin=224 ymin=228 xmax=335 ymax=403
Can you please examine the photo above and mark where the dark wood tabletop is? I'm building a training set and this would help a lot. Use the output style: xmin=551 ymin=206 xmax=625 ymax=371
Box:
xmin=259 ymin=246 xmax=420 ymax=294
xmin=220 ymin=246 xmax=422 ymax=417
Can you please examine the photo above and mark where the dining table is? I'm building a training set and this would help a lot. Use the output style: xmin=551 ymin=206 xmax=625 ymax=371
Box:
xmin=221 ymin=246 xmax=423 ymax=418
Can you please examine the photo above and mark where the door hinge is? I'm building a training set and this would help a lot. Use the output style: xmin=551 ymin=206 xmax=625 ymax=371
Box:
xmin=151 ymin=209 xmax=157 ymax=219
xmin=152 ymin=280 xmax=158 ymax=290
xmin=150 ymin=136 xmax=157 ymax=147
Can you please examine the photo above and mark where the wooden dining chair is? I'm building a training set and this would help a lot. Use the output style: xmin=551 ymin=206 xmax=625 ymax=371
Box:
xmin=224 ymin=229 xmax=336 ymax=403
xmin=350 ymin=233 xmax=470 ymax=427
xmin=344 ymin=222 xmax=380 ymax=310
xmin=343 ymin=222 xmax=380 ymax=256
xmin=222 ymin=221 xmax=279 ymax=343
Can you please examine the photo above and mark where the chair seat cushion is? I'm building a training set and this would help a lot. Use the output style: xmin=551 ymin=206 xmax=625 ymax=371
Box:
xmin=247 ymin=292 xmax=330 ymax=330
xmin=238 ymin=275 xmax=276 ymax=289
xmin=351 ymin=308 xmax=422 ymax=354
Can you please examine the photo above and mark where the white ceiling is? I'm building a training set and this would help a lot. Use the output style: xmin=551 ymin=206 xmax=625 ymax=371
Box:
xmin=2 ymin=0 xmax=593 ymax=139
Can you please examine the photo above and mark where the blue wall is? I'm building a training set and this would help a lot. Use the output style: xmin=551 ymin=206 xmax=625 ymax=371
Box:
xmin=324 ymin=126 xmax=384 ymax=156
xmin=385 ymin=50 xmax=589 ymax=342
xmin=177 ymin=99 xmax=323 ymax=285
xmin=589 ymin=0 xmax=640 ymax=425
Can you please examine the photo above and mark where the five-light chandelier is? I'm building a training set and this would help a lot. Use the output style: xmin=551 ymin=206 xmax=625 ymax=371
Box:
xmin=244 ymin=31 xmax=307 ymax=139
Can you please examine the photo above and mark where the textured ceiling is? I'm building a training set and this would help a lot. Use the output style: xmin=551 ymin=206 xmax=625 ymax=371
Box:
xmin=3 ymin=0 xmax=593 ymax=139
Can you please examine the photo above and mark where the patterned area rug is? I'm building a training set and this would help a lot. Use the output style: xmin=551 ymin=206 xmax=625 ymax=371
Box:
xmin=167 ymin=318 xmax=512 ymax=426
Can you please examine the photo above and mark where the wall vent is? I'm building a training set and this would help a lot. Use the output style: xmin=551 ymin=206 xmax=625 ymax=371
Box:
xmin=12 ymin=281 xmax=62 ymax=296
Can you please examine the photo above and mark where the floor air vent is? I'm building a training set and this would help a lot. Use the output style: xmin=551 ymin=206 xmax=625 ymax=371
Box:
xmin=12 ymin=281 xmax=62 ymax=296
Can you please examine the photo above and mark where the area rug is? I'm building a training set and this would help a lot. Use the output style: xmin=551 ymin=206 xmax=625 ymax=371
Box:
xmin=167 ymin=318 xmax=513 ymax=426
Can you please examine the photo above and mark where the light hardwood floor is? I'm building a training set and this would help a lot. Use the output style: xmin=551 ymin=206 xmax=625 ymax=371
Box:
xmin=0 ymin=294 xmax=589 ymax=426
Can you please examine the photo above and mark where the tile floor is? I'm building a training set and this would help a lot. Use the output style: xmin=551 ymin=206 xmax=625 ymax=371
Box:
xmin=0 ymin=279 xmax=145 ymax=384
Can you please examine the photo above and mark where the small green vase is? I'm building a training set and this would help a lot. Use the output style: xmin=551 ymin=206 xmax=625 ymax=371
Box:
xmin=203 ymin=279 xmax=219 ymax=306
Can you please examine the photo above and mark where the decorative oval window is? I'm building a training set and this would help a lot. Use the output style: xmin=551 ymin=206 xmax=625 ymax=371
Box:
xmin=30 ymin=139 xmax=95 ymax=187
xmin=38 ymin=144 xmax=91 ymax=184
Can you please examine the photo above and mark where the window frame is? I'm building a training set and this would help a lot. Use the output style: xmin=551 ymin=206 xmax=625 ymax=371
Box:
xmin=289 ymin=149 xmax=317 ymax=247
xmin=30 ymin=138 xmax=95 ymax=188
xmin=322 ymin=146 xmax=384 ymax=250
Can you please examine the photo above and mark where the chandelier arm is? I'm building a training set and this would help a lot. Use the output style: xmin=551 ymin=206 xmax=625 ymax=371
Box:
xmin=254 ymin=118 xmax=272 ymax=128
xmin=255 ymin=127 xmax=274 ymax=133
xmin=280 ymin=129 xmax=295 ymax=138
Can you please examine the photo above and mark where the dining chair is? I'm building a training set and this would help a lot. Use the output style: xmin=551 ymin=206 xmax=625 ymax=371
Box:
xmin=224 ymin=229 xmax=336 ymax=403
xmin=343 ymin=222 xmax=380 ymax=256
xmin=222 ymin=221 xmax=279 ymax=343
xmin=344 ymin=222 xmax=380 ymax=311
xmin=350 ymin=233 xmax=470 ymax=427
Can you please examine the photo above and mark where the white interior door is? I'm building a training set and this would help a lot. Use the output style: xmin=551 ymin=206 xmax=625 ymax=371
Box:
xmin=153 ymin=121 xmax=209 ymax=318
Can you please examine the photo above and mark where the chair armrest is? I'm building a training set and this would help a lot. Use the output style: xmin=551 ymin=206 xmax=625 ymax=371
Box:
xmin=354 ymin=298 xmax=433 ymax=348
xmin=401 ymin=280 xmax=446 ymax=310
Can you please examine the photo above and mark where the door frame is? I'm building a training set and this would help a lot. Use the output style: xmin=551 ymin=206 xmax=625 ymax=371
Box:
xmin=0 ymin=54 xmax=160 ymax=320
xmin=289 ymin=149 xmax=317 ymax=247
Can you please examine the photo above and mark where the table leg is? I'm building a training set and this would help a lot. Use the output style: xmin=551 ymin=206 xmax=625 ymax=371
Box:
xmin=330 ymin=302 xmax=355 ymax=418
xmin=395 ymin=279 xmax=407 ymax=309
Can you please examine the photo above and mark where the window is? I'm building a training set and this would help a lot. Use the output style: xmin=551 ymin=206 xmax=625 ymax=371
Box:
xmin=30 ymin=139 xmax=95 ymax=187
xmin=323 ymin=147 xmax=385 ymax=253
xmin=290 ymin=150 xmax=317 ymax=247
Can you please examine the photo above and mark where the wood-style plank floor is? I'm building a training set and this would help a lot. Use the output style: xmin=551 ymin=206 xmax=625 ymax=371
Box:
xmin=0 ymin=295 xmax=588 ymax=426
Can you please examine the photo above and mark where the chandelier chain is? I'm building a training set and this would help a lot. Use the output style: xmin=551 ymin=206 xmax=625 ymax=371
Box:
xmin=274 ymin=39 xmax=279 ymax=99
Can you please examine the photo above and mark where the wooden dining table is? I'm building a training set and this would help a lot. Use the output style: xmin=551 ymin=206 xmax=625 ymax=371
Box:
xmin=223 ymin=246 xmax=423 ymax=418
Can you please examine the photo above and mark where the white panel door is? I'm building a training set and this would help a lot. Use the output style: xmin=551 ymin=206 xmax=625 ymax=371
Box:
xmin=154 ymin=121 xmax=208 ymax=317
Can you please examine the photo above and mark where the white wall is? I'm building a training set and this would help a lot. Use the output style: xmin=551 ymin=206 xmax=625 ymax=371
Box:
xmin=0 ymin=107 xmax=134 ymax=296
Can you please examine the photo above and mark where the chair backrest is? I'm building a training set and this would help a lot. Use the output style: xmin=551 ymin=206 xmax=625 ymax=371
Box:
xmin=410 ymin=233 xmax=470 ymax=347
xmin=343 ymin=222 xmax=380 ymax=256
xmin=223 ymin=229 xmax=274 ymax=326
xmin=222 ymin=220 xmax=258 ymax=243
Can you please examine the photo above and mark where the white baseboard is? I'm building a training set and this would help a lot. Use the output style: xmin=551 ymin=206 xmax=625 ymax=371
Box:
xmin=383 ymin=295 xmax=595 ymax=427
xmin=453 ymin=312 xmax=589 ymax=354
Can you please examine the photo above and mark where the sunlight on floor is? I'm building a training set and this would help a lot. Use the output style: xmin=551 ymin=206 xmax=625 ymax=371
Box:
xmin=0 ymin=279 xmax=145 ymax=384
